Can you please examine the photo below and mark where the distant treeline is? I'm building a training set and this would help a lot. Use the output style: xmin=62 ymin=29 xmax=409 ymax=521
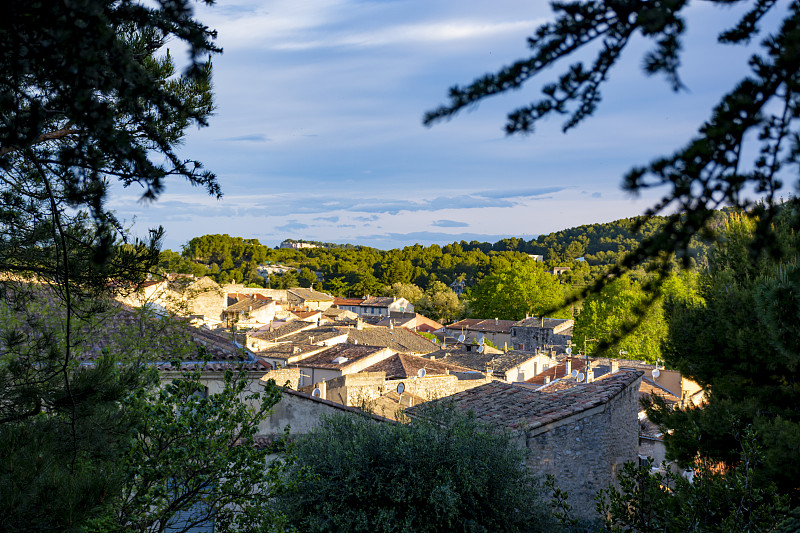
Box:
xmin=158 ymin=212 xmax=729 ymax=295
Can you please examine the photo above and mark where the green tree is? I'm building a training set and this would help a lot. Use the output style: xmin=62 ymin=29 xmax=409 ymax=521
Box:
xmin=0 ymin=0 xmax=223 ymax=529
xmin=298 ymin=266 xmax=318 ymax=288
xmin=468 ymin=260 xmax=568 ymax=320
xmin=94 ymin=370 xmax=292 ymax=533
xmin=280 ymin=406 xmax=561 ymax=533
xmin=648 ymin=211 xmax=800 ymax=499
xmin=386 ymin=281 xmax=425 ymax=304
xmin=598 ymin=427 xmax=788 ymax=532
xmin=573 ymin=272 xmax=700 ymax=363
xmin=415 ymin=280 xmax=463 ymax=323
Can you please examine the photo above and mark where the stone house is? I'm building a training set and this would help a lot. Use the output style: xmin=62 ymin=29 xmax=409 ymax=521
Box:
xmin=289 ymin=344 xmax=396 ymax=388
xmin=429 ymin=348 xmax=557 ymax=383
xmin=357 ymin=296 xmax=414 ymax=317
xmin=406 ymin=370 xmax=643 ymax=521
xmin=346 ymin=326 xmax=439 ymax=355
xmin=222 ymin=297 xmax=276 ymax=327
xmin=287 ymin=287 xmax=335 ymax=311
xmin=510 ymin=317 xmax=574 ymax=352
xmin=444 ymin=318 xmax=517 ymax=349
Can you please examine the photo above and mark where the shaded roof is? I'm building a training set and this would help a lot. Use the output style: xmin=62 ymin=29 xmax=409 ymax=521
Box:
xmin=248 ymin=320 xmax=315 ymax=341
xmin=446 ymin=318 xmax=517 ymax=333
xmin=512 ymin=317 xmax=573 ymax=333
xmin=347 ymin=327 xmax=439 ymax=354
xmin=361 ymin=296 xmax=401 ymax=307
xmin=362 ymin=352 xmax=473 ymax=379
xmin=291 ymin=344 xmax=392 ymax=370
xmin=224 ymin=297 xmax=273 ymax=314
xmin=406 ymin=370 xmax=643 ymax=431
xmin=639 ymin=376 xmax=680 ymax=405
xmin=375 ymin=316 xmax=416 ymax=328
xmin=287 ymin=288 xmax=334 ymax=302
xmin=431 ymin=349 xmax=542 ymax=375
xmin=277 ymin=326 xmax=347 ymax=345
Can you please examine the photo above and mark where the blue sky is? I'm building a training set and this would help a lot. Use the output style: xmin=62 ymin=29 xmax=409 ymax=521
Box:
xmin=108 ymin=0 xmax=769 ymax=250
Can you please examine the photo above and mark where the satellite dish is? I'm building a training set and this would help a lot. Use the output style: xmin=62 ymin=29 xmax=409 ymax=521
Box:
xmin=577 ymin=372 xmax=585 ymax=382
xmin=458 ymin=333 xmax=465 ymax=343
xmin=477 ymin=345 xmax=484 ymax=354
xmin=652 ymin=368 xmax=660 ymax=379
xmin=565 ymin=347 xmax=572 ymax=355
xmin=571 ymin=369 xmax=578 ymax=378
xmin=312 ymin=388 xmax=321 ymax=397
xmin=397 ymin=382 xmax=405 ymax=394
xmin=478 ymin=336 xmax=485 ymax=345
xmin=417 ymin=368 xmax=426 ymax=378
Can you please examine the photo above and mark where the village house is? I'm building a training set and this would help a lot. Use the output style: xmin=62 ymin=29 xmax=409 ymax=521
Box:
xmin=287 ymin=287 xmax=335 ymax=311
xmin=357 ymin=296 xmax=415 ymax=317
xmin=406 ymin=370 xmax=643 ymax=521
xmin=444 ymin=318 xmax=517 ymax=349
xmin=429 ymin=348 xmax=557 ymax=383
xmin=510 ymin=317 xmax=574 ymax=352
xmin=222 ymin=297 xmax=276 ymax=327
xmin=346 ymin=326 xmax=440 ymax=355
xmin=290 ymin=343 xmax=396 ymax=388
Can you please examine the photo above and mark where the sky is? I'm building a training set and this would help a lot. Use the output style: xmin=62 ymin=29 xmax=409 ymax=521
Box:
xmin=108 ymin=0 xmax=770 ymax=251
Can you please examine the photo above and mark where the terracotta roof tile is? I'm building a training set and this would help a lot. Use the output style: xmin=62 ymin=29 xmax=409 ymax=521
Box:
xmin=407 ymin=370 xmax=643 ymax=430
xmin=347 ymin=327 xmax=439 ymax=354
xmin=362 ymin=353 xmax=472 ymax=379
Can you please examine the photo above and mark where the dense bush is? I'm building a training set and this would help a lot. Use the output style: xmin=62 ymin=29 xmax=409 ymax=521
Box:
xmin=280 ymin=406 xmax=561 ymax=533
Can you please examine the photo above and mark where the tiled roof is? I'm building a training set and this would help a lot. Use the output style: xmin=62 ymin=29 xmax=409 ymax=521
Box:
xmin=526 ymin=357 xmax=587 ymax=386
xmin=446 ymin=318 xmax=517 ymax=333
xmin=287 ymin=288 xmax=334 ymax=301
xmin=334 ymin=297 xmax=364 ymax=306
xmin=430 ymin=349 xmax=541 ymax=375
xmin=361 ymin=296 xmax=398 ymax=307
xmin=347 ymin=327 xmax=439 ymax=354
xmin=639 ymin=377 xmax=680 ymax=404
xmin=375 ymin=316 xmax=416 ymax=328
xmin=291 ymin=344 xmax=392 ymax=370
xmin=277 ymin=326 xmax=347 ymax=345
xmin=406 ymin=370 xmax=643 ymax=430
xmin=362 ymin=352 xmax=472 ymax=378
xmin=290 ymin=310 xmax=322 ymax=321
xmin=248 ymin=320 xmax=315 ymax=341
xmin=254 ymin=343 xmax=322 ymax=357
xmin=224 ymin=297 xmax=272 ymax=313
xmin=512 ymin=317 xmax=573 ymax=331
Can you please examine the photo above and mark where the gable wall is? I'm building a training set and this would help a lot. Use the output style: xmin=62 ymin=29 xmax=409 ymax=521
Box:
xmin=523 ymin=375 xmax=641 ymax=520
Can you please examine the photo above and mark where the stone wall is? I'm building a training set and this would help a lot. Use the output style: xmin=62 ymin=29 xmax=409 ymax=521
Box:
xmin=259 ymin=388 xmax=389 ymax=437
xmin=320 ymin=372 xmax=493 ymax=408
xmin=510 ymin=324 xmax=572 ymax=352
xmin=523 ymin=375 xmax=641 ymax=520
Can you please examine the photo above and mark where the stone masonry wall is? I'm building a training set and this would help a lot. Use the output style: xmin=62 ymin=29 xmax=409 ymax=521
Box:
xmin=523 ymin=376 xmax=641 ymax=521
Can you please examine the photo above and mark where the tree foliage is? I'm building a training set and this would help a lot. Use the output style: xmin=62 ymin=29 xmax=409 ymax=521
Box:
xmin=468 ymin=259 xmax=569 ymax=320
xmin=279 ymin=406 xmax=561 ymax=533
xmin=598 ymin=427 xmax=789 ymax=532
xmin=93 ymin=370 xmax=291 ymax=533
xmin=649 ymin=209 xmax=800 ymax=499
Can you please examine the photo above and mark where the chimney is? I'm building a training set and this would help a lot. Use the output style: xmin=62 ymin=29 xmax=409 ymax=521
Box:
xmin=318 ymin=380 xmax=327 ymax=400
xmin=587 ymin=368 xmax=595 ymax=383
xmin=429 ymin=355 xmax=435 ymax=361
xmin=545 ymin=376 xmax=551 ymax=384
xmin=495 ymin=317 xmax=499 ymax=325
xmin=612 ymin=360 xmax=620 ymax=373
xmin=565 ymin=359 xmax=572 ymax=377
xmin=356 ymin=319 xmax=363 ymax=330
